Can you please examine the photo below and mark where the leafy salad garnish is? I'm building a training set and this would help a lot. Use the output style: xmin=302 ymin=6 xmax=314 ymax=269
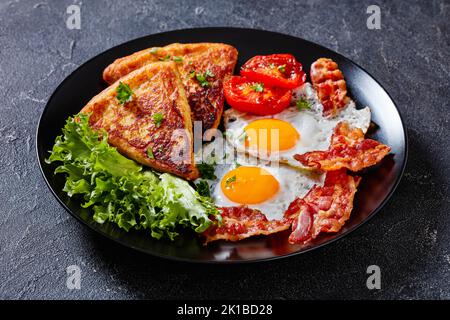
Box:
xmin=195 ymin=180 xmax=211 ymax=198
xmin=46 ymin=114 xmax=219 ymax=240
xmin=197 ymin=162 xmax=217 ymax=180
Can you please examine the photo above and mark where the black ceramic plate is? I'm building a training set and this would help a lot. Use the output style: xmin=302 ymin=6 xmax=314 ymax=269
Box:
xmin=36 ymin=28 xmax=407 ymax=263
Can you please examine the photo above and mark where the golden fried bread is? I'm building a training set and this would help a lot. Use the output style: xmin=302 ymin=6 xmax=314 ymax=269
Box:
xmin=103 ymin=43 xmax=238 ymax=133
xmin=81 ymin=61 xmax=199 ymax=180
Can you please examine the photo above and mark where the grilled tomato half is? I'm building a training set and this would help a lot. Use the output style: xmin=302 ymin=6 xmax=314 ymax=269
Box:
xmin=240 ymin=54 xmax=306 ymax=89
xmin=223 ymin=76 xmax=292 ymax=115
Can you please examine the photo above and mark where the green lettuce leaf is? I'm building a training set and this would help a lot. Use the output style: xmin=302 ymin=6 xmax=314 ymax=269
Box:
xmin=46 ymin=113 xmax=218 ymax=240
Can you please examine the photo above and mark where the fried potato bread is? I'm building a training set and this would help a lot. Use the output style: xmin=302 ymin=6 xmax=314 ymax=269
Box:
xmin=103 ymin=43 xmax=238 ymax=134
xmin=81 ymin=61 xmax=199 ymax=180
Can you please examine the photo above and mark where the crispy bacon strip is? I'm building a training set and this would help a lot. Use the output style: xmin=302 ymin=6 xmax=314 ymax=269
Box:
xmin=294 ymin=122 xmax=391 ymax=172
xmin=310 ymin=58 xmax=350 ymax=117
xmin=203 ymin=207 xmax=290 ymax=244
xmin=284 ymin=169 xmax=360 ymax=245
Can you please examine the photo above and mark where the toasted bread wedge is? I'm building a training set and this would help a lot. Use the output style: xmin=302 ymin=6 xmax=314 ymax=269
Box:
xmin=103 ymin=43 xmax=238 ymax=134
xmin=81 ymin=61 xmax=199 ymax=180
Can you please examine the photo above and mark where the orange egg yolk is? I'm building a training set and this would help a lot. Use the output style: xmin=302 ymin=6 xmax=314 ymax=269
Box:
xmin=221 ymin=166 xmax=280 ymax=204
xmin=243 ymin=119 xmax=300 ymax=152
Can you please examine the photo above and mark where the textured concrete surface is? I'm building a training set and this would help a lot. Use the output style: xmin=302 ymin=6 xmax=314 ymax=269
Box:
xmin=0 ymin=0 xmax=449 ymax=299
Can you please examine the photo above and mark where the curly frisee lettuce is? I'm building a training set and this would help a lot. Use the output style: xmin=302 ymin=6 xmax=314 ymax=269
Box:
xmin=46 ymin=114 xmax=219 ymax=240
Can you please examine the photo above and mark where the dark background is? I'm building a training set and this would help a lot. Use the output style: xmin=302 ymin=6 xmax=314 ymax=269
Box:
xmin=0 ymin=0 xmax=449 ymax=299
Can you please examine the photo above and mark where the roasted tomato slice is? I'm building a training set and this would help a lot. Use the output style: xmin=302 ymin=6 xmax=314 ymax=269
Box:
xmin=223 ymin=76 xmax=292 ymax=115
xmin=240 ymin=54 xmax=306 ymax=89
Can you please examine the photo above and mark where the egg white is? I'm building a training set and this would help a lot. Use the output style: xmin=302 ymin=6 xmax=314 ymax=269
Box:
xmin=223 ymin=82 xmax=371 ymax=168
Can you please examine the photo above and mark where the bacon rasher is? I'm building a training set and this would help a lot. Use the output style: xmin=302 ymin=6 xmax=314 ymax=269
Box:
xmin=284 ymin=169 xmax=360 ymax=245
xmin=294 ymin=122 xmax=391 ymax=172
xmin=310 ymin=58 xmax=350 ymax=117
xmin=203 ymin=206 xmax=290 ymax=244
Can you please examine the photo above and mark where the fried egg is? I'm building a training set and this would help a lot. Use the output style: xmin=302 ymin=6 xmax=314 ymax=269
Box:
xmin=223 ymin=83 xmax=371 ymax=168
xmin=198 ymin=139 xmax=324 ymax=221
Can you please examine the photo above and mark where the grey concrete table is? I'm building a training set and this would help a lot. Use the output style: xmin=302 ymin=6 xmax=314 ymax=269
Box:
xmin=0 ymin=0 xmax=449 ymax=299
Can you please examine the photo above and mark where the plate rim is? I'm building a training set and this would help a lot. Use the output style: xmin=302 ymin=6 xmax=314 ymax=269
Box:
xmin=35 ymin=27 xmax=408 ymax=264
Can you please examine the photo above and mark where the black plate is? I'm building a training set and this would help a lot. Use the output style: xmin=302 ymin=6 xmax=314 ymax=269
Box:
xmin=36 ymin=28 xmax=407 ymax=263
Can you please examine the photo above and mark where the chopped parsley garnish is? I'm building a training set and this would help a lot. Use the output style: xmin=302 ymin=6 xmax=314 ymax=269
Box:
xmin=296 ymin=99 xmax=312 ymax=111
xmin=172 ymin=56 xmax=183 ymax=63
xmin=190 ymin=70 xmax=215 ymax=87
xmin=225 ymin=175 xmax=236 ymax=188
xmin=146 ymin=147 xmax=154 ymax=159
xmin=197 ymin=163 xmax=217 ymax=180
xmin=277 ymin=64 xmax=286 ymax=73
xmin=152 ymin=112 xmax=164 ymax=127
xmin=159 ymin=55 xmax=171 ymax=61
xmin=195 ymin=180 xmax=211 ymax=198
xmin=147 ymin=147 xmax=155 ymax=159
xmin=188 ymin=61 xmax=193 ymax=65
xmin=116 ymin=82 xmax=133 ymax=104
xmin=205 ymin=69 xmax=215 ymax=78
xmin=150 ymin=47 xmax=159 ymax=54
xmin=235 ymin=162 xmax=242 ymax=168
xmin=251 ymin=82 xmax=264 ymax=92
xmin=195 ymin=73 xmax=210 ymax=87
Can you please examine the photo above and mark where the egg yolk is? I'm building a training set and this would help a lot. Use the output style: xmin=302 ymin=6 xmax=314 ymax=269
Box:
xmin=243 ymin=119 xmax=300 ymax=152
xmin=221 ymin=166 xmax=280 ymax=204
